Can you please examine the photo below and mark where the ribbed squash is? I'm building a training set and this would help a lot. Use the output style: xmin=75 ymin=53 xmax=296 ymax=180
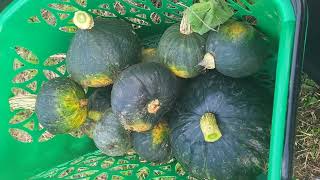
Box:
xmin=111 ymin=62 xmax=179 ymax=132
xmin=201 ymin=20 xmax=270 ymax=78
xmin=66 ymin=11 xmax=141 ymax=87
xmin=157 ymin=23 xmax=205 ymax=78
xmin=169 ymin=71 xmax=272 ymax=179
xmin=35 ymin=77 xmax=87 ymax=134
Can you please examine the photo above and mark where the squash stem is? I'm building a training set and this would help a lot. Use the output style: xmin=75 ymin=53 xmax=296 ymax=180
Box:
xmin=200 ymin=113 xmax=222 ymax=142
xmin=79 ymin=99 xmax=88 ymax=107
xmin=180 ymin=11 xmax=193 ymax=35
xmin=199 ymin=52 xmax=216 ymax=69
xmin=9 ymin=94 xmax=37 ymax=111
xmin=73 ymin=11 xmax=94 ymax=30
xmin=147 ymin=99 xmax=160 ymax=114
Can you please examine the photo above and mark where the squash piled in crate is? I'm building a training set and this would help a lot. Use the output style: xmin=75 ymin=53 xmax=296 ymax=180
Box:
xmin=201 ymin=20 xmax=270 ymax=78
xmin=66 ymin=11 xmax=141 ymax=87
xmin=169 ymin=71 xmax=272 ymax=179
xmin=132 ymin=119 xmax=172 ymax=163
xmin=93 ymin=109 xmax=132 ymax=156
xmin=157 ymin=23 xmax=206 ymax=78
xmin=35 ymin=77 xmax=88 ymax=134
xmin=111 ymin=62 xmax=180 ymax=132
xmin=10 ymin=1 xmax=275 ymax=178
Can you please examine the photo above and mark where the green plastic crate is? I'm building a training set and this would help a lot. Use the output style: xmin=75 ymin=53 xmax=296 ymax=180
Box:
xmin=0 ymin=0 xmax=301 ymax=179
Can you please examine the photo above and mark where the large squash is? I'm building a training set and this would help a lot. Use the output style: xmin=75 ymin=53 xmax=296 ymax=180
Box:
xmin=81 ymin=86 xmax=112 ymax=138
xmin=201 ymin=20 xmax=270 ymax=78
xmin=157 ymin=23 xmax=206 ymax=78
xmin=66 ymin=11 xmax=141 ymax=87
xmin=93 ymin=109 xmax=131 ymax=156
xmin=111 ymin=62 xmax=179 ymax=132
xmin=35 ymin=77 xmax=87 ymax=134
xmin=132 ymin=120 xmax=171 ymax=163
xmin=169 ymin=71 xmax=272 ymax=179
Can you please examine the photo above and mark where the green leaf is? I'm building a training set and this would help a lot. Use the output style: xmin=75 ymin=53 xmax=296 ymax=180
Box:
xmin=186 ymin=0 xmax=234 ymax=35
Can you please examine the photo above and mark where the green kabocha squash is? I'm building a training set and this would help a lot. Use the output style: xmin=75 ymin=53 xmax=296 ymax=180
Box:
xmin=66 ymin=11 xmax=141 ymax=87
xmin=157 ymin=23 xmax=206 ymax=78
xmin=169 ymin=71 xmax=272 ymax=180
xmin=81 ymin=86 xmax=112 ymax=138
xmin=200 ymin=20 xmax=270 ymax=78
xmin=132 ymin=119 xmax=171 ymax=163
xmin=93 ymin=109 xmax=131 ymax=156
xmin=111 ymin=62 xmax=179 ymax=132
xmin=35 ymin=77 xmax=87 ymax=134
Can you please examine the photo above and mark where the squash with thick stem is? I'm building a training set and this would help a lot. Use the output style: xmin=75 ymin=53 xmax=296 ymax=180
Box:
xmin=35 ymin=77 xmax=87 ymax=134
xmin=67 ymin=11 xmax=141 ymax=87
xmin=169 ymin=71 xmax=272 ymax=179
xmin=157 ymin=23 xmax=206 ymax=78
xmin=111 ymin=62 xmax=179 ymax=132
xmin=200 ymin=20 xmax=270 ymax=78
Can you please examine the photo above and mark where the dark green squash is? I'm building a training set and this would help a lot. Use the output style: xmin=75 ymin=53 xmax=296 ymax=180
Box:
xmin=132 ymin=119 xmax=171 ymax=163
xmin=169 ymin=71 xmax=272 ymax=180
xmin=201 ymin=20 xmax=270 ymax=78
xmin=111 ymin=62 xmax=179 ymax=132
xmin=93 ymin=109 xmax=131 ymax=156
xmin=157 ymin=23 xmax=206 ymax=78
xmin=66 ymin=11 xmax=141 ymax=87
xmin=81 ymin=86 xmax=112 ymax=138
xmin=35 ymin=77 xmax=87 ymax=134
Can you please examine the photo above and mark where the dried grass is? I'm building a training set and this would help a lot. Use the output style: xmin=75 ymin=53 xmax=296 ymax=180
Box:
xmin=294 ymin=74 xmax=320 ymax=179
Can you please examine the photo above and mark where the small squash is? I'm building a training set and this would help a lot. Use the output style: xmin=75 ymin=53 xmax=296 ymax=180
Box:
xmin=66 ymin=11 xmax=141 ymax=87
xmin=93 ymin=109 xmax=131 ymax=156
xmin=132 ymin=119 xmax=171 ymax=163
xmin=200 ymin=20 xmax=270 ymax=78
xmin=81 ymin=86 xmax=112 ymax=138
xmin=35 ymin=77 xmax=87 ymax=134
xmin=157 ymin=23 xmax=206 ymax=78
xmin=169 ymin=71 xmax=272 ymax=179
xmin=111 ymin=62 xmax=179 ymax=132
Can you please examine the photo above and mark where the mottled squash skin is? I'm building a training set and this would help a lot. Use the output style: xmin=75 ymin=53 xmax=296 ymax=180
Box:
xmin=157 ymin=24 xmax=206 ymax=78
xmin=93 ymin=109 xmax=131 ymax=156
xmin=35 ymin=77 xmax=87 ymax=134
xmin=81 ymin=86 xmax=112 ymax=138
xmin=111 ymin=62 xmax=179 ymax=132
xmin=206 ymin=20 xmax=270 ymax=78
xmin=67 ymin=18 xmax=141 ymax=87
xmin=132 ymin=120 xmax=171 ymax=163
xmin=169 ymin=71 xmax=272 ymax=180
